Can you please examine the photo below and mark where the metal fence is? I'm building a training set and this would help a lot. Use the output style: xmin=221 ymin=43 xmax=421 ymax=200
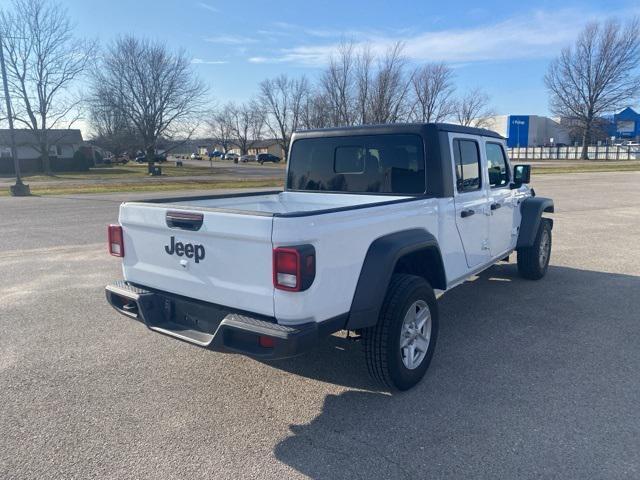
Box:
xmin=507 ymin=145 xmax=640 ymax=161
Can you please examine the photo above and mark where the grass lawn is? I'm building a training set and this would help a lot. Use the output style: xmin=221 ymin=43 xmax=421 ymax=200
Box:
xmin=532 ymin=162 xmax=640 ymax=174
xmin=1 ymin=160 xmax=638 ymax=197
xmin=2 ymin=163 xmax=257 ymax=182
xmin=0 ymin=179 xmax=282 ymax=197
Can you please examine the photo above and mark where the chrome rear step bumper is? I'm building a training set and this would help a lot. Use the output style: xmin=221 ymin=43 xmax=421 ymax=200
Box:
xmin=105 ymin=281 xmax=344 ymax=359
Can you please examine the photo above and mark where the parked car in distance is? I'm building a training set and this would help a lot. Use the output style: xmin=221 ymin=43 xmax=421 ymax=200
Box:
xmin=257 ymin=153 xmax=280 ymax=164
xmin=190 ymin=153 xmax=203 ymax=160
xmin=110 ymin=156 xmax=129 ymax=165
xmin=100 ymin=156 xmax=111 ymax=165
xmin=240 ymin=154 xmax=256 ymax=162
xmin=224 ymin=152 xmax=240 ymax=161
xmin=209 ymin=150 xmax=223 ymax=158
xmin=136 ymin=153 xmax=167 ymax=163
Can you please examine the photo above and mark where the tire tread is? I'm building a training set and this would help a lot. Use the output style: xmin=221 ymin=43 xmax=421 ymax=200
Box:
xmin=517 ymin=218 xmax=552 ymax=280
xmin=363 ymin=274 xmax=430 ymax=389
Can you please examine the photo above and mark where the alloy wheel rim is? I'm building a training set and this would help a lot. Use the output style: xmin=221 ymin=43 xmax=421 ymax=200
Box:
xmin=400 ymin=300 xmax=431 ymax=370
xmin=539 ymin=230 xmax=550 ymax=269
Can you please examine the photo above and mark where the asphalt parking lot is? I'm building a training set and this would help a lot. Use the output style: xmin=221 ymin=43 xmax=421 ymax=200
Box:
xmin=1 ymin=172 xmax=639 ymax=479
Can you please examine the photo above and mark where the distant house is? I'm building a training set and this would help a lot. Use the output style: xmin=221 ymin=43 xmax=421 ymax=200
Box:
xmin=0 ymin=129 xmax=84 ymax=174
xmin=247 ymin=139 xmax=285 ymax=158
xmin=205 ymin=139 xmax=285 ymax=158
xmin=170 ymin=138 xmax=286 ymax=158
xmin=209 ymin=142 xmax=240 ymax=155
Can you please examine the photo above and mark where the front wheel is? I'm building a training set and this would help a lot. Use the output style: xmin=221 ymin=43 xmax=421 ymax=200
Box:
xmin=517 ymin=218 xmax=552 ymax=280
xmin=362 ymin=274 xmax=439 ymax=391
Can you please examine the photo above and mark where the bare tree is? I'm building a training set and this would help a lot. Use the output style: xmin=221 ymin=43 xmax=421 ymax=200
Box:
xmin=91 ymin=36 xmax=207 ymax=169
xmin=300 ymin=90 xmax=332 ymax=130
xmin=367 ymin=42 xmax=412 ymax=124
xmin=545 ymin=18 xmax=640 ymax=159
xmin=259 ymin=74 xmax=309 ymax=161
xmin=207 ymin=104 xmax=235 ymax=155
xmin=354 ymin=45 xmax=374 ymax=125
xmin=410 ymin=62 xmax=456 ymax=123
xmin=228 ymin=100 xmax=263 ymax=155
xmin=248 ymin=99 xmax=265 ymax=142
xmin=88 ymin=100 xmax=139 ymax=157
xmin=0 ymin=0 xmax=96 ymax=173
xmin=316 ymin=41 xmax=416 ymax=127
xmin=320 ymin=41 xmax=356 ymax=126
xmin=88 ymin=84 xmax=141 ymax=157
xmin=454 ymin=88 xmax=494 ymax=128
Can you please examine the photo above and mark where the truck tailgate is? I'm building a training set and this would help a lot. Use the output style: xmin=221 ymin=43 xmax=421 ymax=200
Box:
xmin=119 ymin=203 xmax=275 ymax=317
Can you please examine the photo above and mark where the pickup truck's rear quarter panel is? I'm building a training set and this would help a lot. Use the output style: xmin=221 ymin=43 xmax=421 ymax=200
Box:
xmin=119 ymin=204 xmax=275 ymax=317
xmin=272 ymin=198 xmax=443 ymax=324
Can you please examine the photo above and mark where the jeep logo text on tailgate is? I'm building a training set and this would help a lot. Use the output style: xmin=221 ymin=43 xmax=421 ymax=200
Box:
xmin=164 ymin=236 xmax=205 ymax=263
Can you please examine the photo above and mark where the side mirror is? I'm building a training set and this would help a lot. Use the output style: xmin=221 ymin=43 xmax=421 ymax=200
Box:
xmin=511 ymin=164 xmax=531 ymax=188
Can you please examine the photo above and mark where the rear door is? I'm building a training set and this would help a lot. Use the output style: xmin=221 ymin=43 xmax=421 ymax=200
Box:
xmin=484 ymin=140 xmax=517 ymax=256
xmin=451 ymin=135 xmax=491 ymax=268
xmin=119 ymin=203 xmax=275 ymax=317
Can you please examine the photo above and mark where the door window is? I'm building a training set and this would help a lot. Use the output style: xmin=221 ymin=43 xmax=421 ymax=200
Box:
xmin=485 ymin=142 xmax=509 ymax=187
xmin=453 ymin=139 xmax=481 ymax=192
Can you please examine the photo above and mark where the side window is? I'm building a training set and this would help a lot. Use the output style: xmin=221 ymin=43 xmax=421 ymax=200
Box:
xmin=453 ymin=138 xmax=481 ymax=193
xmin=485 ymin=142 xmax=509 ymax=188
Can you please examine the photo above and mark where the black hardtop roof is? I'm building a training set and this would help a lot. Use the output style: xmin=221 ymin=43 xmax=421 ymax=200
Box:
xmin=293 ymin=122 xmax=503 ymax=140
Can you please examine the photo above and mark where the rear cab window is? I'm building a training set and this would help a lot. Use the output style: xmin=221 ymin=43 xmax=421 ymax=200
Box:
xmin=287 ymin=134 xmax=426 ymax=195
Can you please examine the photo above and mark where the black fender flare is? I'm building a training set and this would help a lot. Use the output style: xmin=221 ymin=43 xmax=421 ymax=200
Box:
xmin=346 ymin=229 xmax=446 ymax=330
xmin=517 ymin=197 xmax=554 ymax=248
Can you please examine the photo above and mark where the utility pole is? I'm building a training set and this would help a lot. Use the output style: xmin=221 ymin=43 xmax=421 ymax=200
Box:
xmin=0 ymin=30 xmax=30 ymax=196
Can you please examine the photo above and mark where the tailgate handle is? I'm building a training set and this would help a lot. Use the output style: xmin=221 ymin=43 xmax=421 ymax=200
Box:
xmin=166 ymin=211 xmax=203 ymax=231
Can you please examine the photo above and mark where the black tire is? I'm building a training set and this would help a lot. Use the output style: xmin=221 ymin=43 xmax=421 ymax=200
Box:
xmin=362 ymin=274 xmax=439 ymax=391
xmin=517 ymin=218 xmax=552 ymax=280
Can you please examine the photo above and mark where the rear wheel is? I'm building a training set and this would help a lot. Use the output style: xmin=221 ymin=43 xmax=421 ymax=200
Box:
xmin=517 ymin=219 xmax=552 ymax=280
xmin=362 ymin=274 xmax=439 ymax=391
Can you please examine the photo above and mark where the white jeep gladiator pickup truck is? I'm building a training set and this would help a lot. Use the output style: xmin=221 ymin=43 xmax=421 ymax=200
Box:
xmin=106 ymin=123 xmax=554 ymax=390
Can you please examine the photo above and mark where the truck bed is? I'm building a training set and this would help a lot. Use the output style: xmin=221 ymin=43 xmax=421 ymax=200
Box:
xmin=142 ymin=191 xmax=411 ymax=216
xmin=118 ymin=190 xmax=418 ymax=318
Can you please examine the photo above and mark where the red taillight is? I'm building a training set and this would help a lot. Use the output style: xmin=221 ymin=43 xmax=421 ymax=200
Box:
xmin=273 ymin=245 xmax=315 ymax=291
xmin=108 ymin=225 xmax=124 ymax=257
xmin=273 ymin=248 xmax=300 ymax=290
xmin=258 ymin=335 xmax=276 ymax=348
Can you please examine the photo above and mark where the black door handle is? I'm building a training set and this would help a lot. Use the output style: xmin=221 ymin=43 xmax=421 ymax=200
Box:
xmin=490 ymin=203 xmax=501 ymax=210
xmin=460 ymin=209 xmax=475 ymax=218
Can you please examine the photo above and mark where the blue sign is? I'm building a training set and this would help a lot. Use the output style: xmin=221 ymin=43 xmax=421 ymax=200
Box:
xmin=613 ymin=107 xmax=640 ymax=138
xmin=507 ymin=116 xmax=529 ymax=148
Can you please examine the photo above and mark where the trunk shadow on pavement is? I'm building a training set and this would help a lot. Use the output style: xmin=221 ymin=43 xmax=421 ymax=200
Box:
xmin=271 ymin=264 xmax=640 ymax=479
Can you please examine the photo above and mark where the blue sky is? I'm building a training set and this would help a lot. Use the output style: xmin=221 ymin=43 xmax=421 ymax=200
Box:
xmin=65 ymin=0 xmax=639 ymax=116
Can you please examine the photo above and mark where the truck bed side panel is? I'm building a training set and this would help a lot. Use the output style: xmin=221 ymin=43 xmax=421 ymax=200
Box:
xmin=271 ymin=198 xmax=466 ymax=324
